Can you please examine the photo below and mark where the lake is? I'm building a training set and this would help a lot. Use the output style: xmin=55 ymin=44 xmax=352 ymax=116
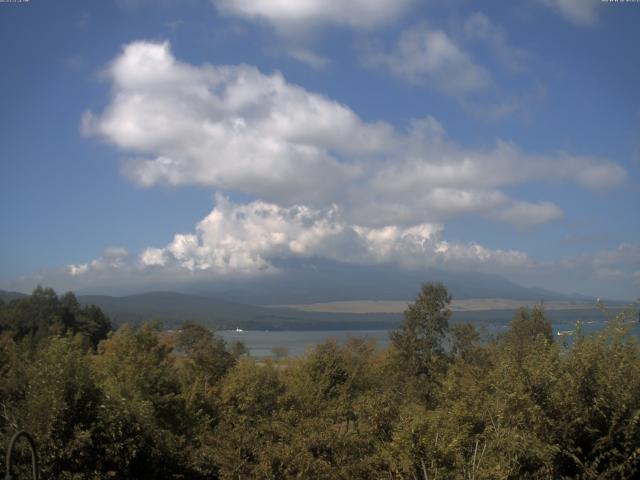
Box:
xmin=219 ymin=309 xmax=640 ymax=357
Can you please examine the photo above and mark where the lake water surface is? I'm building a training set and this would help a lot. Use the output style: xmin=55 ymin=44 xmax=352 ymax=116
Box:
xmin=220 ymin=313 xmax=640 ymax=357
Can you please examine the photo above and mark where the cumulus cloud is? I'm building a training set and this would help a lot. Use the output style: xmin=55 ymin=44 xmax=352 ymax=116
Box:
xmin=82 ymin=41 xmax=627 ymax=231
xmin=139 ymin=196 xmax=347 ymax=273
xmin=355 ymin=120 xmax=624 ymax=225
xmin=38 ymin=231 xmax=640 ymax=300
xmin=212 ymin=0 xmax=415 ymax=31
xmin=23 ymin=202 xmax=640 ymax=300
xmin=68 ymin=247 xmax=132 ymax=278
xmin=83 ymin=41 xmax=391 ymax=206
xmin=536 ymin=0 xmax=600 ymax=27
xmin=65 ymin=196 xmax=531 ymax=280
xmin=361 ymin=26 xmax=493 ymax=95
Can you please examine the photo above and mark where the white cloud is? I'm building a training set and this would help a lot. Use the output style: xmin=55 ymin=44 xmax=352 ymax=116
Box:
xmin=82 ymin=41 xmax=627 ymax=233
xmin=462 ymin=12 xmax=528 ymax=72
xmin=286 ymin=47 xmax=329 ymax=70
xmin=140 ymin=195 xmax=346 ymax=273
xmin=212 ymin=0 xmax=415 ymax=31
xmin=68 ymin=247 xmax=132 ymax=277
xmin=370 ymin=128 xmax=627 ymax=192
xmin=537 ymin=0 xmax=600 ymax=27
xmin=64 ymin=196 xmax=531 ymax=279
xmin=593 ymin=243 xmax=640 ymax=269
xmin=44 ymin=232 xmax=640 ymax=300
xmin=356 ymin=121 xmax=624 ymax=225
xmin=361 ymin=26 xmax=493 ymax=95
xmin=489 ymin=201 xmax=563 ymax=227
xmin=360 ymin=18 xmax=541 ymax=121
xmin=434 ymin=242 xmax=531 ymax=271
xmin=83 ymin=41 xmax=392 ymax=206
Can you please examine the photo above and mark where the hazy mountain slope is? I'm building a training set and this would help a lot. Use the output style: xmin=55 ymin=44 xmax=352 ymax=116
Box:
xmin=77 ymin=291 xmax=402 ymax=330
xmin=76 ymin=291 xmax=618 ymax=332
xmin=0 ymin=289 xmax=29 ymax=302
xmin=189 ymin=259 xmax=593 ymax=304
xmin=4 ymin=288 xmax=617 ymax=332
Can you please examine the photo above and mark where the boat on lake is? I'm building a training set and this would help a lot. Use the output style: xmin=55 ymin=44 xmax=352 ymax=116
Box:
xmin=557 ymin=330 xmax=575 ymax=336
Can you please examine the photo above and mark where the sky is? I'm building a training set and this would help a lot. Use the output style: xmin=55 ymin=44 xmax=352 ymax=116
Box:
xmin=0 ymin=0 xmax=639 ymax=300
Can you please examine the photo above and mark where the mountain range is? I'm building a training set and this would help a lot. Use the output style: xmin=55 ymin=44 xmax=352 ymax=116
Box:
xmin=171 ymin=259 xmax=594 ymax=305
xmin=2 ymin=264 xmax=612 ymax=330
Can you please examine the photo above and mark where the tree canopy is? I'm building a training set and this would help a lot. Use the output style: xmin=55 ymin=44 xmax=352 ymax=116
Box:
xmin=1 ymin=284 xmax=639 ymax=479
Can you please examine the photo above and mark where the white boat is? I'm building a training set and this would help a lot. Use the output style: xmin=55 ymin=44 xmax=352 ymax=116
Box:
xmin=235 ymin=328 xmax=244 ymax=333
xmin=557 ymin=330 xmax=574 ymax=336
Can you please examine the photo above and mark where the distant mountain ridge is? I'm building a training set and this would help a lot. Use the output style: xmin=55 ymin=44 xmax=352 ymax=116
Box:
xmin=75 ymin=291 xmax=402 ymax=330
xmin=1 ymin=288 xmax=398 ymax=330
xmin=187 ymin=259 xmax=596 ymax=304
xmin=0 ymin=289 xmax=28 ymax=302
xmin=2 ymin=263 xmax=608 ymax=330
xmin=0 ymin=281 xmax=616 ymax=332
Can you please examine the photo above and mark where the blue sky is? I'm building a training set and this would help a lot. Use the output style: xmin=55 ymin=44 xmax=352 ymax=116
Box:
xmin=0 ymin=0 xmax=639 ymax=299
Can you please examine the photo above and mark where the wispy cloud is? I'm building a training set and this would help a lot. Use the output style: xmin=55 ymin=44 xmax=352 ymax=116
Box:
xmin=360 ymin=25 xmax=493 ymax=95
xmin=358 ymin=16 xmax=544 ymax=121
xmin=462 ymin=12 xmax=529 ymax=73
xmin=536 ymin=0 xmax=600 ymax=27
xmin=286 ymin=47 xmax=329 ymax=70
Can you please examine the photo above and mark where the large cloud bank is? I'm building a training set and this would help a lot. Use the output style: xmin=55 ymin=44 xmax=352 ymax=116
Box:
xmin=82 ymin=41 xmax=625 ymax=225
xmin=69 ymin=195 xmax=531 ymax=280
xmin=72 ymin=41 xmax=629 ymax=283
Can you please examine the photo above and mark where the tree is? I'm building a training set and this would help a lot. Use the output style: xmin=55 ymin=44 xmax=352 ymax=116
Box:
xmin=176 ymin=321 xmax=235 ymax=385
xmin=449 ymin=322 xmax=481 ymax=363
xmin=501 ymin=306 xmax=553 ymax=362
xmin=93 ymin=322 xmax=199 ymax=478
xmin=76 ymin=304 xmax=112 ymax=349
xmin=0 ymin=336 xmax=104 ymax=478
xmin=389 ymin=282 xmax=451 ymax=402
xmin=0 ymin=288 xmax=111 ymax=348
xmin=215 ymin=359 xmax=286 ymax=479
xmin=549 ymin=316 xmax=640 ymax=478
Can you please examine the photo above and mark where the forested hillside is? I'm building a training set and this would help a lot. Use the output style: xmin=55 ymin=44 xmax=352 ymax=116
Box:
xmin=1 ymin=284 xmax=639 ymax=479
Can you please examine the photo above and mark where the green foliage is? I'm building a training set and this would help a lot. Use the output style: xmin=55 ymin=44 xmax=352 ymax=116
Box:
xmin=391 ymin=282 xmax=452 ymax=367
xmin=0 ymin=287 xmax=111 ymax=348
xmin=93 ymin=322 xmax=206 ymax=478
xmin=0 ymin=336 xmax=104 ymax=478
xmin=549 ymin=315 xmax=640 ymax=478
xmin=1 ymin=286 xmax=640 ymax=479
xmin=390 ymin=282 xmax=452 ymax=403
xmin=501 ymin=306 xmax=553 ymax=357
xmin=215 ymin=359 xmax=286 ymax=478
xmin=175 ymin=321 xmax=236 ymax=386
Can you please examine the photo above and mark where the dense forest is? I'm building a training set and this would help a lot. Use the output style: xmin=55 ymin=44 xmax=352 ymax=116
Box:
xmin=1 ymin=284 xmax=639 ymax=479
